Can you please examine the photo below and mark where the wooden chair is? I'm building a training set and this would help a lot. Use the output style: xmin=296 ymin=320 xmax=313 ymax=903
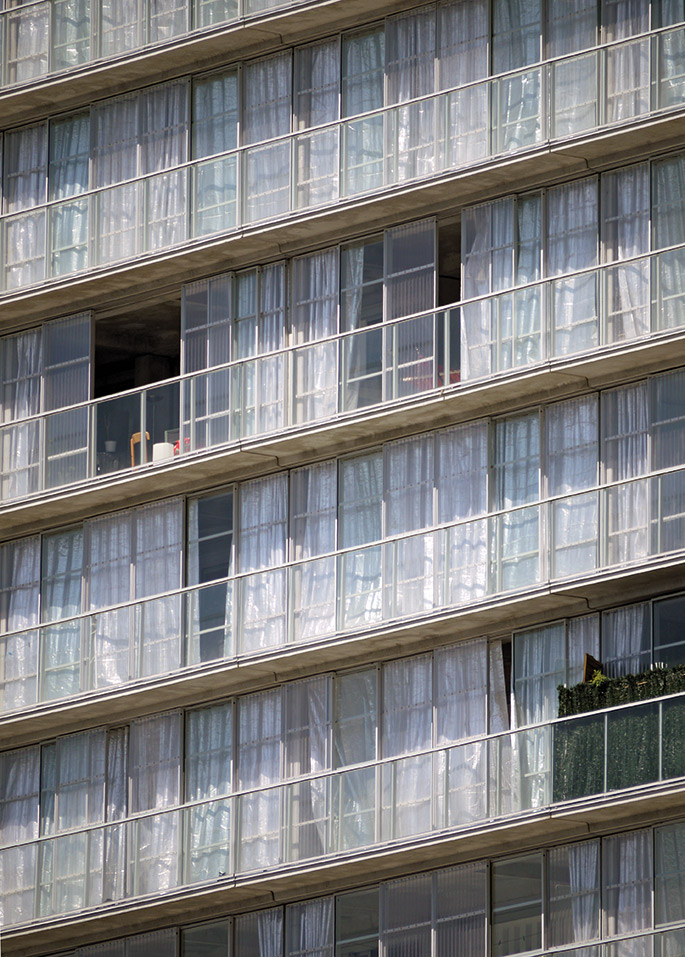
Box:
xmin=130 ymin=431 xmax=150 ymax=467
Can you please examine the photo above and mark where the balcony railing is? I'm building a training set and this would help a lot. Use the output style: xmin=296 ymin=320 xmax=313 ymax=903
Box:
xmin=3 ymin=465 xmax=685 ymax=714
xmin=1 ymin=692 xmax=683 ymax=928
xmin=3 ymin=239 xmax=685 ymax=507
xmin=0 ymin=0 xmax=311 ymax=89
xmin=2 ymin=25 xmax=685 ymax=296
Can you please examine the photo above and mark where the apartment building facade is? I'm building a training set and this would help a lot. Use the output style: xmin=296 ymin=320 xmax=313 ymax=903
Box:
xmin=2 ymin=1 xmax=685 ymax=955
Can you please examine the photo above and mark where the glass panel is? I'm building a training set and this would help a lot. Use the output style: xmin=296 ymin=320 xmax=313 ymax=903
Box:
xmin=491 ymin=853 xmax=543 ymax=956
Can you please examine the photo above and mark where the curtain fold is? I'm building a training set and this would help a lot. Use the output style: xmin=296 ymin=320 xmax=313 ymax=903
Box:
xmin=185 ymin=704 xmax=232 ymax=882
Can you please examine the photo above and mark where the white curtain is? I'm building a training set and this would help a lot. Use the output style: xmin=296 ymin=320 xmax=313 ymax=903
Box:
xmin=332 ymin=670 xmax=377 ymax=850
xmin=492 ymin=0 xmax=542 ymax=151
xmin=653 ymin=156 xmax=685 ymax=331
xmin=342 ymin=29 xmax=385 ymax=193
xmin=104 ymin=727 xmax=128 ymax=902
xmin=191 ymin=70 xmax=239 ymax=235
xmin=602 ymin=602 xmax=651 ymax=676
xmin=386 ymin=9 xmax=436 ymax=182
xmin=493 ymin=413 xmax=540 ymax=590
xmin=285 ymin=677 xmax=330 ymax=861
xmin=291 ymin=461 xmax=336 ymax=641
xmin=605 ymin=0 xmax=650 ymax=123
xmin=148 ymin=0 xmax=187 ymax=44
xmin=185 ymin=703 xmax=232 ymax=882
xmin=549 ymin=0 xmax=598 ymax=136
xmin=381 ymin=656 xmax=432 ymax=839
xmin=0 ymin=536 xmax=40 ymax=711
xmin=89 ymin=512 xmax=132 ymax=688
xmin=438 ymin=422 xmax=488 ymax=604
xmin=435 ymin=640 xmax=487 ymax=826
xmin=41 ymin=528 xmax=83 ymax=701
xmin=292 ymin=249 xmax=338 ymax=424
xmin=295 ymin=40 xmax=339 ymax=129
xmin=0 ymin=745 xmax=40 ymax=926
xmin=133 ymin=500 xmax=182 ymax=677
xmin=129 ymin=713 xmax=181 ymax=895
xmin=238 ymin=474 xmax=287 ymax=653
xmin=547 ymin=395 xmax=599 ymax=577
xmin=49 ymin=113 xmax=90 ymax=276
xmin=547 ymin=840 xmax=600 ymax=946
xmin=52 ymin=0 xmax=91 ymax=70
xmin=237 ymin=690 xmax=282 ymax=870
xmin=249 ymin=264 xmax=285 ymax=435
xmin=5 ymin=2 xmax=49 ymax=83
xmin=3 ymin=124 xmax=47 ymax=288
xmin=339 ymin=453 xmax=383 ymax=629
xmin=603 ymin=830 xmax=653 ymax=938
xmin=141 ymin=81 xmax=188 ymax=251
xmin=602 ymin=382 xmax=650 ymax=562
xmin=439 ymin=0 xmax=488 ymax=89
xmin=93 ymin=94 xmax=139 ymax=263
xmin=549 ymin=178 xmax=599 ymax=355
xmin=286 ymin=897 xmax=334 ymax=957
xmin=603 ymin=163 xmax=650 ymax=342
xmin=243 ymin=53 xmax=292 ymax=221
xmin=235 ymin=908 xmax=283 ymax=957
xmin=385 ymin=435 xmax=435 ymax=617
xmin=100 ymin=0 xmax=139 ymax=57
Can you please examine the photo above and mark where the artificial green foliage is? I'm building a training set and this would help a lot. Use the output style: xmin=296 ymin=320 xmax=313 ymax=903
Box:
xmin=557 ymin=664 xmax=685 ymax=718
xmin=553 ymin=666 xmax=685 ymax=804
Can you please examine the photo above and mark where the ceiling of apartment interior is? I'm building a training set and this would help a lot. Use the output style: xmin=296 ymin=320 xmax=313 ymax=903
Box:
xmin=94 ymin=296 xmax=182 ymax=364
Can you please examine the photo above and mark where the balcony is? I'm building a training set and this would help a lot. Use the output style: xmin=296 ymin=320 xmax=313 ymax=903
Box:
xmin=4 ymin=239 xmax=685 ymax=509
xmin=3 ymin=464 xmax=685 ymax=716
xmin=1 ymin=691 xmax=683 ymax=929
xmin=3 ymin=23 xmax=685 ymax=300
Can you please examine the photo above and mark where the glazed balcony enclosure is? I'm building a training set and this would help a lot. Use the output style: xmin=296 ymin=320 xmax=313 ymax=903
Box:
xmin=2 ymin=13 xmax=685 ymax=296
xmin=1 ymin=691 xmax=683 ymax=928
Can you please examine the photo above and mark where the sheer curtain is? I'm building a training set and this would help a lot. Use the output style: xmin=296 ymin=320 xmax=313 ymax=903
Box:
xmin=342 ymin=29 xmax=385 ymax=194
xmin=49 ymin=113 xmax=91 ymax=276
xmin=104 ymin=727 xmax=128 ymax=902
xmin=93 ymin=94 xmax=140 ymax=263
xmin=602 ymin=163 xmax=650 ymax=342
xmin=285 ymin=677 xmax=330 ymax=861
xmin=5 ymin=2 xmax=49 ymax=83
xmin=41 ymin=528 xmax=83 ymax=700
xmin=548 ymin=840 xmax=600 ymax=947
xmin=286 ymin=898 xmax=334 ymax=957
xmin=238 ymin=474 xmax=287 ymax=653
xmin=0 ymin=745 xmax=40 ymax=926
xmin=492 ymin=0 xmax=542 ymax=151
xmin=602 ymin=382 xmax=650 ymax=562
xmin=237 ymin=690 xmax=282 ymax=870
xmin=185 ymin=703 xmax=232 ymax=882
xmin=384 ymin=435 xmax=435 ymax=617
xmin=134 ymin=500 xmax=183 ymax=677
xmin=381 ymin=655 xmax=432 ymax=839
xmin=339 ymin=453 xmax=383 ymax=629
xmin=0 ymin=327 xmax=42 ymax=499
xmin=604 ymin=0 xmax=650 ymax=123
xmin=141 ymin=81 xmax=188 ymax=250
xmin=440 ymin=0 xmax=490 ymax=170
xmin=256 ymin=264 xmax=286 ymax=435
xmin=493 ymin=413 xmax=540 ymax=590
xmin=603 ymin=830 xmax=653 ymax=941
xmin=435 ymin=640 xmax=487 ymax=825
xmin=192 ymin=70 xmax=239 ymax=235
xmin=437 ymin=422 xmax=488 ymax=604
xmin=235 ymin=907 xmax=283 ymax=957
xmin=653 ymin=156 xmax=685 ymax=330
xmin=547 ymin=395 xmax=599 ymax=577
xmin=549 ymin=0 xmax=598 ymax=136
xmin=294 ymin=40 xmax=339 ymax=207
xmin=0 ymin=536 xmax=40 ymax=711
xmin=549 ymin=178 xmax=599 ymax=355
xmin=602 ymin=602 xmax=651 ymax=675
xmin=243 ymin=53 xmax=292 ymax=221
xmin=129 ymin=713 xmax=181 ymax=895
xmin=3 ymin=123 xmax=47 ymax=288
xmin=291 ymin=462 xmax=336 ymax=641
xmin=386 ymin=9 xmax=437 ymax=182
xmin=89 ymin=512 xmax=132 ymax=688
xmin=291 ymin=249 xmax=339 ymax=424
xmin=461 ymin=199 xmax=515 ymax=378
